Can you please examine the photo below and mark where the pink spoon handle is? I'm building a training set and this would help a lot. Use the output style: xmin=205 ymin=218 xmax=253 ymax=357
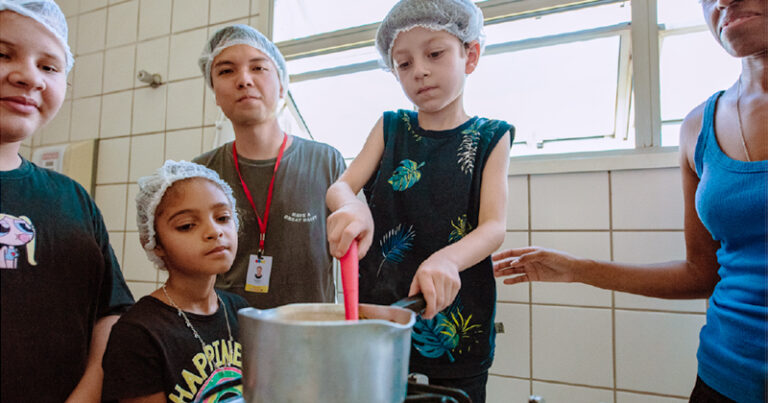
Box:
xmin=339 ymin=240 xmax=359 ymax=321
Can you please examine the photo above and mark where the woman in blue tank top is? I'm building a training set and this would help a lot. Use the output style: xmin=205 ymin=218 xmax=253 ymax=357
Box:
xmin=493 ymin=1 xmax=767 ymax=402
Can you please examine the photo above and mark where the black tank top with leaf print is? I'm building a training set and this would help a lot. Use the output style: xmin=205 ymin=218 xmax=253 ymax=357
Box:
xmin=361 ymin=109 xmax=514 ymax=378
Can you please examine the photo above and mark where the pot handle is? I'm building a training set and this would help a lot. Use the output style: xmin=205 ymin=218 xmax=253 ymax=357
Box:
xmin=392 ymin=293 xmax=427 ymax=315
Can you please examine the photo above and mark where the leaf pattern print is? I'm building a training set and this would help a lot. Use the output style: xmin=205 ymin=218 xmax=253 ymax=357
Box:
xmin=402 ymin=112 xmax=422 ymax=142
xmin=448 ymin=214 xmax=472 ymax=243
xmin=412 ymin=298 xmax=483 ymax=361
xmin=377 ymin=224 xmax=415 ymax=277
xmin=457 ymin=119 xmax=503 ymax=175
xmin=388 ymin=159 xmax=425 ymax=191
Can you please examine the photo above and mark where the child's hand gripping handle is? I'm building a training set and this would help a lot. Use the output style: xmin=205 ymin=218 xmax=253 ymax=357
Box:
xmin=339 ymin=240 xmax=359 ymax=321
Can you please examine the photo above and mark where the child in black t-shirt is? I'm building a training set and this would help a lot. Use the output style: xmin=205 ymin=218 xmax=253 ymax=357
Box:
xmin=102 ymin=161 xmax=250 ymax=403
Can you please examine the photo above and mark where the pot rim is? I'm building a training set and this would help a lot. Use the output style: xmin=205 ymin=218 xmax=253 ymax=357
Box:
xmin=238 ymin=303 xmax=416 ymax=329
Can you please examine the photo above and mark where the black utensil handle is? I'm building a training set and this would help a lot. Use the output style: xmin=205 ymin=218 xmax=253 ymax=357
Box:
xmin=393 ymin=293 xmax=427 ymax=314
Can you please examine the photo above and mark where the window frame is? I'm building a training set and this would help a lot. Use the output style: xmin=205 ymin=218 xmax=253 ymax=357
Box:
xmin=255 ymin=0 xmax=687 ymax=173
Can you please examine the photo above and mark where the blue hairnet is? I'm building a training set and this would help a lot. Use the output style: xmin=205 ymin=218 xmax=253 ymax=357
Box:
xmin=136 ymin=160 xmax=239 ymax=269
xmin=199 ymin=24 xmax=288 ymax=94
xmin=376 ymin=0 xmax=485 ymax=71
xmin=0 ymin=0 xmax=74 ymax=73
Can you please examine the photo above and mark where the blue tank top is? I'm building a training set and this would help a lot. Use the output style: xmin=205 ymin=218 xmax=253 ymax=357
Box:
xmin=694 ymin=91 xmax=767 ymax=403
xmin=360 ymin=110 xmax=513 ymax=378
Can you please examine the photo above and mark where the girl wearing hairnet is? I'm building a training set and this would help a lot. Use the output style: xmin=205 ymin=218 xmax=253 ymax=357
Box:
xmin=326 ymin=1 xmax=514 ymax=401
xmin=101 ymin=161 xmax=250 ymax=403
xmin=0 ymin=0 xmax=134 ymax=401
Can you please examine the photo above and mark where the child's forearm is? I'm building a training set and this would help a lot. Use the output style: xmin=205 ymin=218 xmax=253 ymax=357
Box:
xmin=429 ymin=218 xmax=506 ymax=273
xmin=326 ymin=181 xmax=361 ymax=212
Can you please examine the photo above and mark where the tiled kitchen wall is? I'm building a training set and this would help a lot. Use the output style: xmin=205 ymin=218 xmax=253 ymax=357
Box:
xmin=25 ymin=1 xmax=705 ymax=402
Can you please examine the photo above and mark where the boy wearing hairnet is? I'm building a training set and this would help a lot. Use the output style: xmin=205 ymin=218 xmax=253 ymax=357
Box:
xmin=0 ymin=0 xmax=134 ymax=401
xmin=326 ymin=1 xmax=513 ymax=401
xmin=193 ymin=25 xmax=345 ymax=309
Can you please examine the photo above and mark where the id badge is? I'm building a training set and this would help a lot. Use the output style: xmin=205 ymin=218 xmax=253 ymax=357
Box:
xmin=245 ymin=255 xmax=272 ymax=293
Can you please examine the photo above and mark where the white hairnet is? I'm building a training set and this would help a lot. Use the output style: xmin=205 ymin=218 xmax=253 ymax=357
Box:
xmin=0 ymin=0 xmax=74 ymax=73
xmin=136 ymin=160 xmax=239 ymax=269
xmin=376 ymin=0 xmax=485 ymax=71
xmin=198 ymin=24 xmax=288 ymax=94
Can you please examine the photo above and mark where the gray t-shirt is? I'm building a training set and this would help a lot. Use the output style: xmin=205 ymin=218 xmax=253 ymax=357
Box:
xmin=194 ymin=136 xmax=346 ymax=309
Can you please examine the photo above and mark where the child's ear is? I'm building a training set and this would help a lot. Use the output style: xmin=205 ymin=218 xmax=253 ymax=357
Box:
xmin=153 ymin=243 xmax=166 ymax=258
xmin=464 ymin=41 xmax=481 ymax=74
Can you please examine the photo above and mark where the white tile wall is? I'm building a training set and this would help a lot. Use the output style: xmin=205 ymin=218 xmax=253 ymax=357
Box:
xmin=101 ymin=91 xmax=133 ymax=138
xmin=106 ymin=1 xmax=138 ymax=48
xmin=96 ymin=137 xmax=130 ymax=184
xmin=506 ymin=175 xmax=528 ymax=230
xmin=532 ymin=381 xmax=614 ymax=403
xmin=136 ymin=36 xmax=170 ymax=79
xmin=138 ymin=0 xmax=172 ymax=40
xmin=77 ymin=9 xmax=107 ymax=54
xmin=165 ymin=128 xmax=203 ymax=161
xmin=122 ymin=232 xmax=157 ymax=282
xmin=80 ymin=0 xmax=107 ymax=13
xmin=95 ymin=184 xmax=128 ymax=231
xmin=132 ymin=86 xmax=167 ymax=134
xmin=73 ymin=52 xmax=104 ymax=98
xmin=166 ymin=78 xmax=204 ymax=130
xmin=103 ymin=45 xmax=136 ymax=93
xmin=70 ymin=96 xmax=101 ymax=141
xmin=66 ymin=16 xmax=79 ymax=54
xmin=490 ymin=303 xmax=530 ymax=378
xmin=616 ymin=391 xmax=687 ymax=403
xmin=532 ymin=305 xmax=613 ymax=388
xmin=615 ymin=310 xmax=704 ymax=396
xmin=487 ymin=376 xmax=530 ymax=403
xmin=129 ymin=133 xmax=165 ymax=181
xmin=168 ymin=28 xmax=208 ymax=80
xmin=209 ymin=0 xmax=251 ymax=24
xmin=125 ymin=184 xmax=140 ymax=231
xmin=172 ymin=0 xmax=209 ymax=33
xmin=612 ymin=168 xmax=684 ymax=229
xmin=530 ymin=172 xmax=610 ymax=230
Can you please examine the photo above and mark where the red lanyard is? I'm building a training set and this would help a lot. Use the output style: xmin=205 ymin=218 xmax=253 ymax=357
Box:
xmin=232 ymin=133 xmax=287 ymax=257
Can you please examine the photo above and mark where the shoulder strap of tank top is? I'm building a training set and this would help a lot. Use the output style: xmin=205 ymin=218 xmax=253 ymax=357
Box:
xmin=694 ymin=91 xmax=725 ymax=177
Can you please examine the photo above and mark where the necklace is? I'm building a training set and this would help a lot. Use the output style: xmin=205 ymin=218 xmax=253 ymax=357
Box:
xmin=162 ymin=284 xmax=233 ymax=370
xmin=735 ymin=77 xmax=752 ymax=162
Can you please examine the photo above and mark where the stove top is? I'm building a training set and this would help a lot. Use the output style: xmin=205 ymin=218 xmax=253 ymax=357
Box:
xmin=405 ymin=381 xmax=472 ymax=403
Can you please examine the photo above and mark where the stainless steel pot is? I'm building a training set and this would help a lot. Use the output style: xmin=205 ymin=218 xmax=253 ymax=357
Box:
xmin=238 ymin=296 xmax=425 ymax=403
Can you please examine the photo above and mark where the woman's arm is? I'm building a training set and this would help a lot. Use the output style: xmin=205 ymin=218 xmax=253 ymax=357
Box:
xmin=326 ymin=118 xmax=385 ymax=258
xmin=409 ymin=132 xmax=511 ymax=318
xmin=494 ymin=104 xmax=720 ymax=299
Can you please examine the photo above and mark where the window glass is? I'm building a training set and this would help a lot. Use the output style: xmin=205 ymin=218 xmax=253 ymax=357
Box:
xmin=658 ymin=31 xmax=740 ymax=146
xmin=289 ymin=69 xmax=412 ymax=158
xmin=466 ymin=36 xmax=626 ymax=156
xmin=657 ymin=0 xmax=706 ymax=29
xmin=273 ymin=0 xmax=399 ymax=42
xmin=484 ymin=2 xmax=630 ymax=45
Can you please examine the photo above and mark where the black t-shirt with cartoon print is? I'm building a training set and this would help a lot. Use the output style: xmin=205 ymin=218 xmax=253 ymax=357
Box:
xmin=102 ymin=290 xmax=250 ymax=402
xmin=0 ymin=158 xmax=134 ymax=402
xmin=360 ymin=110 xmax=514 ymax=379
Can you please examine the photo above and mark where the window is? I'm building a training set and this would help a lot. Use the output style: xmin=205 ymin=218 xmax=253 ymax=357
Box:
xmin=273 ymin=0 xmax=736 ymax=159
xmin=657 ymin=0 xmax=740 ymax=146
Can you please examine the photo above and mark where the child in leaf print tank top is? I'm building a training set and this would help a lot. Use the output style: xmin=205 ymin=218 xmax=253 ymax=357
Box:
xmin=325 ymin=1 xmax=514 ymax=401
